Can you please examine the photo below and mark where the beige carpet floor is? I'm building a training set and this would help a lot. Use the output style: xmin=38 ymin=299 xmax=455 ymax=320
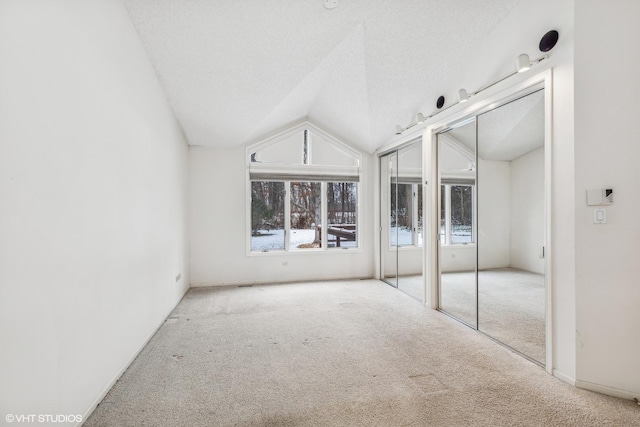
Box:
xmin=440 ymin=268 xmax=545 ymax=364
xmin=86 ymin=280 xmax=639 ymax=427
xmin=396 ymin=275 xmax=425 ymax=302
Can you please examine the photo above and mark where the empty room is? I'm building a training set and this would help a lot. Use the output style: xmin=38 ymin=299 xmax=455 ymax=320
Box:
xmin=1 ymin=0 xmax=639 ymax=426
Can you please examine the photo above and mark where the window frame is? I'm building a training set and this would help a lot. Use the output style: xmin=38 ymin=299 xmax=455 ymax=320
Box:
xmin=439 ymin=183 xmax=476 ymax=246
xmin=249 ymin=179 xmax=360 ymax=254
xmin=389 ymin=181 xmax=423 ymax=249
xmin=245 ymin=121 xmax=363 ymax=256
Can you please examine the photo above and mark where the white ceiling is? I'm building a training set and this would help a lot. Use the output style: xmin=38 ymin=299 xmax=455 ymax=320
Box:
xmin=447 ymin=88 xmax=544 ymax=161
xmin=123 ymin=0 xmax=521 ymax=153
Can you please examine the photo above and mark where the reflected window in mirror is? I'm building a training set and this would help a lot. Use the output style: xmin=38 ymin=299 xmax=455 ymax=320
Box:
xmin=391 ymin=182 xmax=423 ymax=247
xmin=440 ymin=184 xmax=474 ymax=245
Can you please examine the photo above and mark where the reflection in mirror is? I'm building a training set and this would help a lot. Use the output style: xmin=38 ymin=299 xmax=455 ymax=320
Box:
xmin=437 ymin=118 xmax=477 ymax=327
xmin=397 ymin=142 xmax=424 ymax=301
xmin=381 ymin=151 xmax=398 ymax=287
xmin=477 ymin=89 xmax=545 ymax=365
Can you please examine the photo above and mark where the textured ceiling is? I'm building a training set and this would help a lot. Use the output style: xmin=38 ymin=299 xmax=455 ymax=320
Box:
xmin=447 ymin=89 xmax=544 ymax=161
xmin=123 ymin=0 xmax=521 ymax=153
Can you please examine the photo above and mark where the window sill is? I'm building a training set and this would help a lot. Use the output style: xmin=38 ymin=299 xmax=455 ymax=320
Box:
xmin=388 ymin=245 xmax=424 ymax=251
xmin=246 ymin=248 xmax=362 ymax=257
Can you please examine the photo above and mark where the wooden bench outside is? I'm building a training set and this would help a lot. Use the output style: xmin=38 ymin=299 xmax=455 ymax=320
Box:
xmin=317 ymin=224 xmax=356 ymax=247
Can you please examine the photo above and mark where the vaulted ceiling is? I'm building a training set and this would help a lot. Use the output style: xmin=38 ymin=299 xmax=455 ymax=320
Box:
xmin=448 ymin=88 xmax=544 ymax=161
xmin=123 ymin=0 xmax=521 ymax=153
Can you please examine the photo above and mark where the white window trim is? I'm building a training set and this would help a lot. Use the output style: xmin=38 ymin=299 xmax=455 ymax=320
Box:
xmin=245 ymin=121 xmax=363 ymax=256
xmin=247 ymin=179 xmax=360 ymax=254
xmin=389 ymin=181 xmax=423 ymax=250
xmin=440 ymin=183 xmax=475 ymax=246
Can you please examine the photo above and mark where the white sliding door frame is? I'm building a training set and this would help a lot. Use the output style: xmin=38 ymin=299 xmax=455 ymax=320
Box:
xmin=424 ymin=70 xmax=554 ymax=374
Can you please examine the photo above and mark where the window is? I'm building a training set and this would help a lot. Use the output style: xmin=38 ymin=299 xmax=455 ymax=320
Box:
xmin=251 ymin=181 xmax=285 ymax=251
xmin=289 ymin=181 xmax=321 ymax=249
xmin=327 ymin=182 xmax=357 ymax=248
xmin=247 ymin=122 xmax=361 ymax=253
xmin=250 ymin=180 xmax=357 ymax=251
xmin=440 ymin=184 xmax=474 ymax=245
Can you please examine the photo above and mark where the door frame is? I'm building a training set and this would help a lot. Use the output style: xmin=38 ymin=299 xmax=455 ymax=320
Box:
xmin=377 ymin=139 xmax=424 ymax=298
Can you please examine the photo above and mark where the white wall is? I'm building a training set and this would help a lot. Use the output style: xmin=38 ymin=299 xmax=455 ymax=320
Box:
xmin=440 ymin=245 xmax=476 ymax=272
xmin=190 ymin=146 xmax=374 ymax=286
xmin=478 ymin=159 xmax=511 ymax=270
xmin=510 ymin=147 xmax=545 ymax=274
xmin=574 ymin=0 xmax=640 ymax=398
xmin=0 ymin=1 xmax=189 ymax=423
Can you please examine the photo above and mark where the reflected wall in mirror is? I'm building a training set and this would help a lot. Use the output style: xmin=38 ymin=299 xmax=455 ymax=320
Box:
xmin=477 ymin=89 xmax=546 ymax=365
xmin=380 ymin=141 xmax=424 ymax=301
xmin=437 ymin=118 xmax=477 ymax=327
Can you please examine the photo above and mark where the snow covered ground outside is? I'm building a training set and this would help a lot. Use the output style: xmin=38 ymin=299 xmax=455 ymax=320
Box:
xmin=252 ymin=226 xmax=468 ymax=251
xmin=391 ymin=227 xmax=470 ymax=246
xmin=251 ymin=229 xmax=315 ymax=252
xmin=251 ymin=228 xmax=357 ymax=251
xmin=391 ymin=227 xmax=417 ymax=246
xmin=440 ymin=226 xmax=473 ymax=244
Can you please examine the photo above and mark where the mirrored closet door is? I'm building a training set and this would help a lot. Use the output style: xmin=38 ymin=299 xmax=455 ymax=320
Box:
xmin=381 ymin=150 xmax=399 ymax=287
xmin=437 ymin=118 xmax=477 ymax=328
xmin=476 ymin=89 xmax=546 ymax=365
xmin=380 ymin=141 xmax=424 ymax=301
xmin=436 ymin=87 xmax=546 ymax=366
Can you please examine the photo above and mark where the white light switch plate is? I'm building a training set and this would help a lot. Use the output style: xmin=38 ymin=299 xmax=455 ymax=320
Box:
xmin=593 ymin=208 xmax=607 ymax=224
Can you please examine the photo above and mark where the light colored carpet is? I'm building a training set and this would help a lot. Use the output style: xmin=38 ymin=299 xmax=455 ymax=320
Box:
xmin=86 ymin=280 xmax=639 ymax=427
xmin=478 ymin=269 xmax=545 ymax=364
xmin=440 ymin=268 xmax=545 ymax=364
xmin=397 ymin=274 xmax=424 ymax=301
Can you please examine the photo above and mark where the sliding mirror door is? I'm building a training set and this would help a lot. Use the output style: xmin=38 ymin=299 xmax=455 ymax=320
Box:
xmin=477 ymin=89 xmax=546 ymax=365
xmin=435 ymin=86 xmax=547 ymax=366
xmin=380 ymin=141 xmax=424 ymax=300
xmin=437 ymin=119 xmax=477 ymax=327
xmin=397 ymin=142 xmax=424 ymax=300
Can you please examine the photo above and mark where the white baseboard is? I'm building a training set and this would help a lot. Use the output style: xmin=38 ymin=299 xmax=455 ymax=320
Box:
xmin=78 ymin=286 xmax=191 ymax=426
xmin=553 ymin=370 xmax=639 ymax=402
xmin=552 ymin=369 xmax=576 ymax=386
xmin=575 ymin=380 xmax=639 ymax=401
xmin=190 ymin=275 xmax=373 ymax=288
